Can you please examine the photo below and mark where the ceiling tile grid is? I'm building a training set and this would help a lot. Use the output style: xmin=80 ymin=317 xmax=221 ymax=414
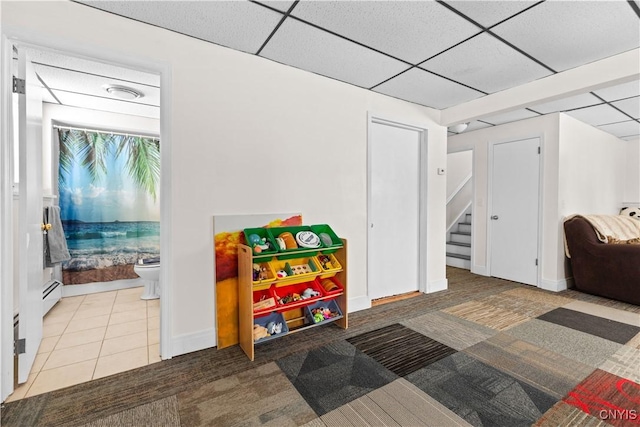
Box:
xmin=80 ymin=1 xmax=283 ymax=54
xmin=289 ymin=1 xmax=481 ymax=64
xmin=444 ymin=0 xmax=540 ymax=28
xmin=597 ymin=120 xmax=640 ymax=138
xmin=490 ymin=0 xmax=640 ymax=72
xmin=593 ymin=80 xmax=640 ymax=102
xmin=259 ymin=18 xmax=410 ymax=89
xmin=373 ymin=67 xmax=485 ymax=109
xmin=419 ymin=32 xmax=553 ymax=94
xmin=611 ymin=97 xmax=640 ymax=119
xmin=565 ymin=104 xmax=632 ymax=127
xmin=481 ymin=109 xmax=540 ymax=126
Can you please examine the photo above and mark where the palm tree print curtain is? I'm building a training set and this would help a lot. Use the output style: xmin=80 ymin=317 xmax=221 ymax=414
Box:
xmin=58 ymin=128 xmax=160 ymax=284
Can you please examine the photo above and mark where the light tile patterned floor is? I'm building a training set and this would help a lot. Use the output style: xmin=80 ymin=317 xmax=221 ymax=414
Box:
xmin=6 ymin=287 xmax=160 ymax=401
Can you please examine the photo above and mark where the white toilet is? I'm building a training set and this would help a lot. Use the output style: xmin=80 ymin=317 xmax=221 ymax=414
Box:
xmin=134 ymin=259 xmax=160 ymax=300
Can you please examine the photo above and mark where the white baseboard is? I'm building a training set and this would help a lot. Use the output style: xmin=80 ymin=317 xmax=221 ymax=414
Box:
xmin=348 ymin=295 xmax=371 ymax=313
xmin=171 ymin=328 xmax=217 ymax=358
xmin=427 ymin=278 xmax=448 ymax=293
xmin=539 ymin=277 xmax=574 ymax=292
xmin=471 ymin=265 xmax=489 ymax=276
xmin=62 ymin=278 xmax=144 ymax=297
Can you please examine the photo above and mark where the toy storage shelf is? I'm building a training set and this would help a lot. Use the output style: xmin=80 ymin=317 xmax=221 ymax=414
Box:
xmin=237 ymin=239 xmax=348 ymax=361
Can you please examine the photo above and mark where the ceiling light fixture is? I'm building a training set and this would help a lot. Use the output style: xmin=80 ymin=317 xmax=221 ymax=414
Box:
xmin=103 ymin=84 xmax=143 ymax=100
xmin=449 ymin=122 xmax=469 ymax=133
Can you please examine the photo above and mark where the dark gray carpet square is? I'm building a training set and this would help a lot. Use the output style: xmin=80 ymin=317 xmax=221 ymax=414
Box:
xmin=346 ymin=323 xmax=457 ymax=377
xmin=537 ymin=308 xmax=640 ymax=344
xmin=276 ymin=340 xmax=398 ymax=416
xmin=406 ymin=352 xmax=558 ymax=427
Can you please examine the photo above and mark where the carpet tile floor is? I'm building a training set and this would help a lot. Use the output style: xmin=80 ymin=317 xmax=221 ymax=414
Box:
xmin=3 ymin=267 xmax=640 ymax=426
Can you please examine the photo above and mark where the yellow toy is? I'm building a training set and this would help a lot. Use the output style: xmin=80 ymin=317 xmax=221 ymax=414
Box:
xmin=253 ymin=324 xmax=270 ymax=341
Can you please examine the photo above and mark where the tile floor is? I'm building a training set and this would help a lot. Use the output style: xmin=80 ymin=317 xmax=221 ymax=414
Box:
xmin=6 ymin=287 xmax=160 ymax=402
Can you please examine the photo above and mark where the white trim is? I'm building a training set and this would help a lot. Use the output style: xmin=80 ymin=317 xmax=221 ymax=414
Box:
xmin=348 ymin=295 xmax=372 ymax=313
xmin=0 ymin=32 xmax=16 ymax=402
xmin=61 ymin=279 xmax=144 ymax=298
xmin=367 ymin=112 xmax=430 ymax=297
xmin=446 ymin=172 xmax=472 ymax=205
xmin=427 ymin=278 xmax=448 ymax=293
xmin=171 ymin=328 xmax=216 ymax=358
xmin=539 ymin=277 xmax=573 ymax=292
xmin=471 ymin=264 xmax=489 ymax=276
xmin=486 ymin=135 xmax=543 ymax=285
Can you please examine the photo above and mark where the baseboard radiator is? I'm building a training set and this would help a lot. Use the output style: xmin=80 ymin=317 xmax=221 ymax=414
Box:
xmin=43 ymin=280 xmax=62 ymax=316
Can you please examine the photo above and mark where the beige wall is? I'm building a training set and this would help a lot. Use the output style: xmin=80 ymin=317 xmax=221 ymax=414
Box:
xmin=2 ymin=1 xmax=447 ymax=355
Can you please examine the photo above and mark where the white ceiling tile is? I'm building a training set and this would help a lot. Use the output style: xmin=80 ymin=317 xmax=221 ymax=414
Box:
xmin=565 ymin=104 xmax=631 ymax=127
xmin=446 ymin=1 xmax=539 ymax=28
xmin=598 ymin=120 xmax=640 ymax=138
xmin=53 ymin=91 xmax=160 ymax=119
xmin=28 ymin=49 xmax=159 ymax=86
xmin=529 ymin=93 xmax=602 ymax=114
xmin=481 ymin=109 xmax=540 ymax=125
xmin=78 ymin=1 xmax=282 ymax=54
xmin=594 ymin=81 xmax=640 ymax=102
xmin=612 ymin=97 xmax=640 ymax=120
xmin=373 ymin=68 xmax=485 ymax=109
xmin=291 ymin=1 xmax=481 ymax=64
xmin=421 ymin=33 xmax=552 ymax=93
xmin=260 ymin=19 xmax=410 ymax=89
xmin=255 ymin=1 xmax=295 ymax=13
xmin=491 ymin=1 xmax=640 ymax=72
xmin=34 ymin=64 xmax=160 ymax=106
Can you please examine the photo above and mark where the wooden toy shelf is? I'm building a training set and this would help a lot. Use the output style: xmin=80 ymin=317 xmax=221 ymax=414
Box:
xmin=237 ymin=239 xmax=348 ymax=361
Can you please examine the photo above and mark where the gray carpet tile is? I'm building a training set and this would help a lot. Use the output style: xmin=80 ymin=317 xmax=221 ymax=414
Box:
xmin=405 ymin=352 xmax=557 ymax=427
xmin=505 ymin=319 xmax=623 ymax=368
xmin=534 ymin=401 xmax=610 ymax=427
xmin=276 ymin=340 xmax=398 ymax=416
xmin=401 ymin=310 xmax=498 ymax=351
xmin=599 ymin=345 xmax=640 ymax=383
xmin=346 ymin=324 xmax=457 ymax=377
xmin=176 ymin=362 xmax=316 ymax=427
xmin=80 ymin=396 xmax=180 ymax=427
xmin=537 ymin=308 xmax=640 ymax=344
xmin=463 ymin=333 xmax=593 ymax=399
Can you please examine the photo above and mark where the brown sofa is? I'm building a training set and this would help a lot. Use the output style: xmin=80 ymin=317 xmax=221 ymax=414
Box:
xmin=564 ymin=216 xmax=640 ymax=306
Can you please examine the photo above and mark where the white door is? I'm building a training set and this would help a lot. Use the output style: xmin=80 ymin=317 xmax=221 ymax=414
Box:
xmin=369 ymin=121 xmax=421 ymax=300
xmin=490 ymin=137 xmax=539 ymax=286
xmin=17 ymin=49 xmax=44 ymax=383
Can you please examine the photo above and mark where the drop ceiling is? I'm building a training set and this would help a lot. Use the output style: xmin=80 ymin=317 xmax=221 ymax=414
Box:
xmin=34 ymin=1 xmax=640 ymax=139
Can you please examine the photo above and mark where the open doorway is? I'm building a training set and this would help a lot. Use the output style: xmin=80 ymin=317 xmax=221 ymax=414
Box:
xmin=446 ymin=149 xmax=473 ymax=271
xmin=4 ymin=43 xmax=165 ymax=401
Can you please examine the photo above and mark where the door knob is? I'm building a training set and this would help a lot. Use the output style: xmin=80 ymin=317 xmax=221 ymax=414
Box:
xmin=490 ymin=215 xmax=499 ymax=220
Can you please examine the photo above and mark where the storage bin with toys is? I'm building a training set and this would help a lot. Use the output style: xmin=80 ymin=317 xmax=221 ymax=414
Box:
xmin=237 ymin=224 xmax=347 ymax=361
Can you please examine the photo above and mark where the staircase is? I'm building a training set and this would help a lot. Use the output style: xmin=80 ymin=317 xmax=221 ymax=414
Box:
xmin=446 ymin=212 xmax=471 ymax=269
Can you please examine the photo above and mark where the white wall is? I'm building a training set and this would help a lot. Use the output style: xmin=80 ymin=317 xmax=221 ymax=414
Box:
xmin=2 ymin=1 xmax=447 ymax=355
xmin=624 ymin=138 xmax=640 ymax=205
xmin=448 ymin=113 xmax=627 ymax=290
xmin=556 ymin=114 xmax=627 ymax=284
xmin=446 ymin=150 xmax=472 ymax=200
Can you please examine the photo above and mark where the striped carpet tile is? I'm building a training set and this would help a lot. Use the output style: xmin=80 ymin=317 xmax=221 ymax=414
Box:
xmin=346 ymin=324 xmax=456 ymax=377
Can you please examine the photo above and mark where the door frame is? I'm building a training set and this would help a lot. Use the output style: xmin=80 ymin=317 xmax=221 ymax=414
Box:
xmin=0 ymin=30 xmax=173 ymax=401
xmin=486 ymin=135 xmax=544 ymax=287
xmin=367 ymin=113 xmax=429 ymax=299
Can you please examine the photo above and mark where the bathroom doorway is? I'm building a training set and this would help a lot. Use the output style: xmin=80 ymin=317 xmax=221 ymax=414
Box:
xmin=2 ymin=41 xmax=170 ymax=401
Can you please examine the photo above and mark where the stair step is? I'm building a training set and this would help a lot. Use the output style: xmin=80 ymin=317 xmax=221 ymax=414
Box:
xmin=446 ymin=252 xmax=470 ymax=260
xmin=446 ymin=241 xmax=470 ymax=247
xmin=458 ymin=222 xmax=471 ymax=226
xmin=450 ymin=232 xmax=471 ymax=244
xmin=452 ymin=231 xmax=471 ymax=236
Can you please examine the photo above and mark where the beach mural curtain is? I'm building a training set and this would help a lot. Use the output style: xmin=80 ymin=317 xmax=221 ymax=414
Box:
xmin=57 ymin=128 xmax=160 ymax=284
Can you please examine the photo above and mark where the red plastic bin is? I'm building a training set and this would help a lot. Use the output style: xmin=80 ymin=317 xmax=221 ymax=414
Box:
xmin=272 ymin=279 xmax=325 ymax=310
xmin=317 ymin=276 xmax=344 ymax=297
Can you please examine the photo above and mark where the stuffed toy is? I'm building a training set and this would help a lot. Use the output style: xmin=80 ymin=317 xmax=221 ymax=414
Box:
xmin=253 ymin=324 xmax=270 ymax=341
xmin=620 ymin=207 xmax=640 ymax=220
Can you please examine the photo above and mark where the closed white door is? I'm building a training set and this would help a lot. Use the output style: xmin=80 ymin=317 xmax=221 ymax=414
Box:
xmin=17 ymin=50 xmax=44 ymax=383
xmin=369 ymin=122 xmax=420 ymax=300
xmin=490 ymin=137 xmax=539 ymax=286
